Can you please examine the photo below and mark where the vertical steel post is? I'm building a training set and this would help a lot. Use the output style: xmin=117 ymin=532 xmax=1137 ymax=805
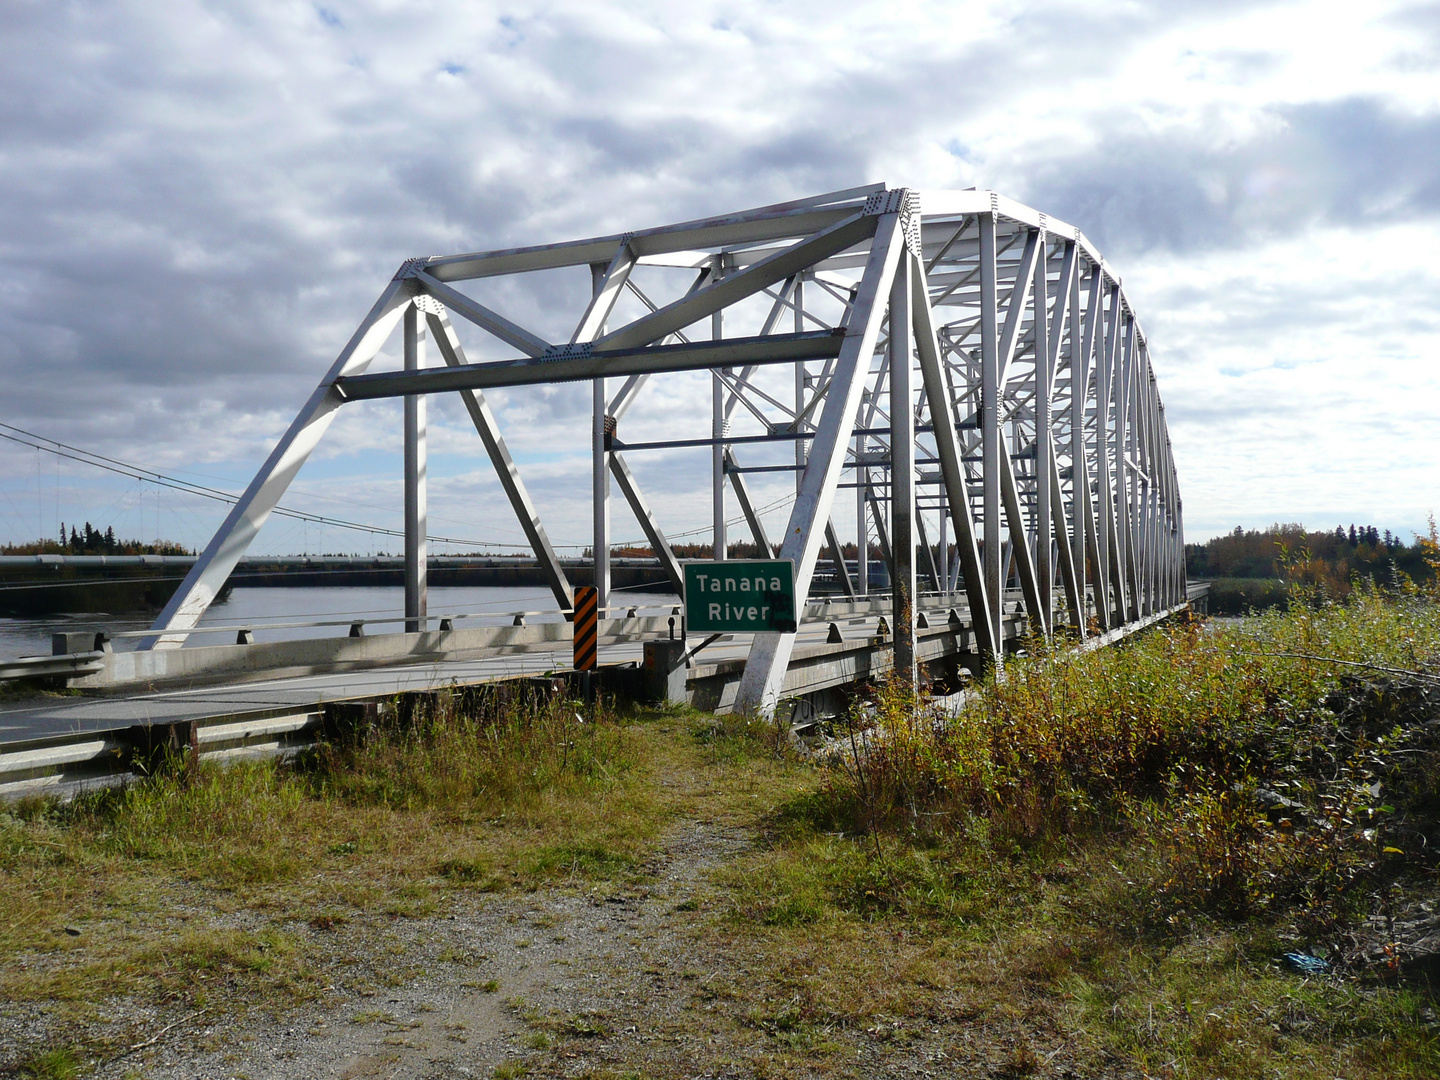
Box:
xmin=591 ymin=263 xmax=610 ymax=614
xmin=979 ymin=211 xmax=1003 ymax=661
xmin=856 ymin=425 xmax=869 ymax=595
xmin=403 ymin=303 xmax=428 ymax=633
xmin=1116 ymin=314 xmax=1138 ymax=622
xmin=1147 ymin=365 xmax=1164 ymax=611
xmin=1046 ymin=239 xmax=1080 ymax=630
xmin=712 ymin=256 xmax=727 ymax=561
xmin=1071 ymin=262 xmax=1094 ymax=632
xmin=1106 ymin=313 xmax=1130 ymax=627
xmin=937 ymin=487 xmax=948 ymax=597
xmin=1095 ymin=281 xmax=1119 ymax=627
xmin=795 ymin=276 xmax=807 ymax=501
xmin=1033 ymin=235 xmax=1052 ymax=637
xmin=712 ymin=370 xmax=726 ymax=559
xmin=889 ymin=253 xmax=915 ymax=683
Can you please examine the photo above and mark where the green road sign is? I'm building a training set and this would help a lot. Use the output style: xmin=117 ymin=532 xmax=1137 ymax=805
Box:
xmin=684 ymin=559 xmax=797 ymax=634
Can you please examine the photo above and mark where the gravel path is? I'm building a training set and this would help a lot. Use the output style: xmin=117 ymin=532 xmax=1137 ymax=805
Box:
xmin=79 ymin=820 xmax=754 ymax=1079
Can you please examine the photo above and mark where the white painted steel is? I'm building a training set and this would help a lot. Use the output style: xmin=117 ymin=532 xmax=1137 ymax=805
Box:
xmin=145 ymin=185 xmax=1185 ymax=719
xmin=889 ymin=249 xmax=916 ymax=684
xmin=403 ymin=304 xmax=428 ymax=633
xmin=142 ymin=278 xmax=413 ymax=648
xmin=733 ymin=208 xmax=901 ymax=718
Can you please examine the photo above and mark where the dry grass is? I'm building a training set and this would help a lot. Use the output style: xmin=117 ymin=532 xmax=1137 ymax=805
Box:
xmin=5 ymin=599 xmax=1440 ymax=1077
xmin=708 ymin=593 xmax=1440 ymax=1078
xmin=0 ymin=690 xmax=679 ymax=1013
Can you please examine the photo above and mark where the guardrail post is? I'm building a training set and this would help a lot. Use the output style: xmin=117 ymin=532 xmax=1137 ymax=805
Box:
xmin=124 ymin=721 xmax=199 ymax=783
xmin=642 ymin=639 xmax=687 ymax=704
xmin=322 ymin=701 xmax=381 ymax=746
xmin=52 ymin=631 xmax=107 ymax=656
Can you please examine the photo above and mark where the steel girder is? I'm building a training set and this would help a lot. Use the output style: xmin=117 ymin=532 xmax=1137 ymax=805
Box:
xmin=142 ymin=184 xmax=1187 ymax=721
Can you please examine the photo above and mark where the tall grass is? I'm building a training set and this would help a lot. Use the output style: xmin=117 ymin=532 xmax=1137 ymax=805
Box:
xmin=814 ymin=591 xmax=1440 ymax=922
xmin=0 ymin=684 xmax=656 ymax=991
xmin=312 ymin=684 xmax=633 ymax=810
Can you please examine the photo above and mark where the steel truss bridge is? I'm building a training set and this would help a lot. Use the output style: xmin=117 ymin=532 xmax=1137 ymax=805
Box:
xmin=135 ymin=183 xmax=1185 ymax=720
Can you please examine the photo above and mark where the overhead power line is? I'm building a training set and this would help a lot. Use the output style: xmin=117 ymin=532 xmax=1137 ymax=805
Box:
xmin=0 ymin=422 xmax=531 ymax=552
xmin=0 ymin=420 xmax=803 ymax=555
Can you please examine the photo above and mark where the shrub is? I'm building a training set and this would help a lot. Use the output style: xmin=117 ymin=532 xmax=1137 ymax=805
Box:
xmin=811 ymin=595 xmax=1440 ymax=923
xmin=1207 ymin=577 xmax=1289 ymax=614
xmin=312 ymin=685 xmax=632 ymax=810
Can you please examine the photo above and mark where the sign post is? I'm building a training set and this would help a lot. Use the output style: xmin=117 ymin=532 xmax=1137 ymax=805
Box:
xmin=684 ymin=560 xmax=797 ymax=635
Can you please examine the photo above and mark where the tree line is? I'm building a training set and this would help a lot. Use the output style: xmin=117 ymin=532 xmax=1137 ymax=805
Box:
xmin=1 ymin=522 xmax=191 ymax=557
xmin=1186 ymin=521 xmax=1437 ymax=605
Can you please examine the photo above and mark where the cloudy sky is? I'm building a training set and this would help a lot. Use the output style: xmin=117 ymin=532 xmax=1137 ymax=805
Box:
xmin=1 ymin=0 xmax=1437 ymax=558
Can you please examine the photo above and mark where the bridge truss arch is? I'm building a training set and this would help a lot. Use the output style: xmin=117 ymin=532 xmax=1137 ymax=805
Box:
xmin=145 ymin=184 xmax=1185 ymax=717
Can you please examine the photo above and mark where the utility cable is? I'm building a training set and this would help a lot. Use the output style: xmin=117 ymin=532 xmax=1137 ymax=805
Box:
xmin=0 ymin=422 xmax=530 ymax=552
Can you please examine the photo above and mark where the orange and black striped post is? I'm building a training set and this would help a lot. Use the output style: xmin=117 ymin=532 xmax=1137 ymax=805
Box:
xmin=572 ymin=586 xmax=598 ymax=671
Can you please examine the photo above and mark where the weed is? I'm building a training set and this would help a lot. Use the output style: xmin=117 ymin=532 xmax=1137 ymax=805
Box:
xmin=518 ymin=842 xmax=634 ymax=880
xmin=18 ymin=1045 xmax=80 ymax=1079
xmin=720 ymin=596 xmax=1440 ymax=1078
xmin=791 ymin=595 xmax=1440 ymax=927
xmin=8 ymin=600 xmax=1440 ymax=1080
xmin=0 ymin=691 xmax=663 ymax=1029
xmin=437 ymin=856 xmax=502 ymax=889
xmin=564 ymin=1013 xmax=611 ymax=1038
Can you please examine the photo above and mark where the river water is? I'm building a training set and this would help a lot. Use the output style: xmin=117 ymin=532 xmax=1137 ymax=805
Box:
xmin=0 ymin=585 xmax=681 ymax=660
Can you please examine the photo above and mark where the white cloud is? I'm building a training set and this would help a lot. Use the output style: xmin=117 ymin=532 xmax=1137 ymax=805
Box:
xmin=0 ymin=0 xmax=1435 ymax=554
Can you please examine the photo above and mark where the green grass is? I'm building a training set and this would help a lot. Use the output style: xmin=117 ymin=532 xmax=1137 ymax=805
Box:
xmin=18 ymin=1045 xmax=80 ymax=1079
xmin=6 ymin=596 xmax=1440 ymax=1078
xmin=715 ymin=592 xmax=1440 ymax=1078
xmin=0 ymin=688 xmax=673 ymax=1015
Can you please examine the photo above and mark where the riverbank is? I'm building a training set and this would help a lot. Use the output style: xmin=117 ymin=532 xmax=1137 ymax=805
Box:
xmin=0 ymin=557 xmax=685 ymax=618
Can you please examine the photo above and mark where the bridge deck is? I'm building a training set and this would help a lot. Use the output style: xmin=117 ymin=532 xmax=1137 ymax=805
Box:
xmin=0 ymin=605 xmax=891 ymax=745
xmin=0 ymin=588 xmax=1205 ymax=799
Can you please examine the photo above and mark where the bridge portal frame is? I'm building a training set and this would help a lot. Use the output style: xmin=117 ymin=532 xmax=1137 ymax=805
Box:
xmin=141 ymin=184 xmax=1186 ymax=718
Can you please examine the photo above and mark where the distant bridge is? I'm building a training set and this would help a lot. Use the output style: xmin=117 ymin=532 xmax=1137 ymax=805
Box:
xmin=2 ymin=184 xmax=1189 ymax=787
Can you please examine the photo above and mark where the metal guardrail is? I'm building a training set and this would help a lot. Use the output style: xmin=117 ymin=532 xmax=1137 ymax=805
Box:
xmin=0 ymin=705 xmax=329 ymax=801
xmin=0 ymin=593 xmax=944 ymax=692
xmin=0 ymin=598 xmax=1201 ymax=800
xmin=0 ymin=588 xmax=1205 ymax=800
xmin=0 ymin=651 xmax=107 ymax=681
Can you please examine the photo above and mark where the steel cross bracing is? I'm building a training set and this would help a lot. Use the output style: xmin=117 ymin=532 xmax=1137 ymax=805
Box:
xmin=142 ymin=184 xmax=1187 ymax=718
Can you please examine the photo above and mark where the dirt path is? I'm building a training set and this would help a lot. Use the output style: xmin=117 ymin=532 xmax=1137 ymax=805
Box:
xmin=86 ymin=818 xmax=755 ymax=1079
xmin=5 ymin=727 xmax=1097 ymax=1079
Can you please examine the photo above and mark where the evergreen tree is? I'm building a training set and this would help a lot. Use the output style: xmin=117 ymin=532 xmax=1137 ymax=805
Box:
xmin=1349 ymin=524 xmax=1358 ymax=547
